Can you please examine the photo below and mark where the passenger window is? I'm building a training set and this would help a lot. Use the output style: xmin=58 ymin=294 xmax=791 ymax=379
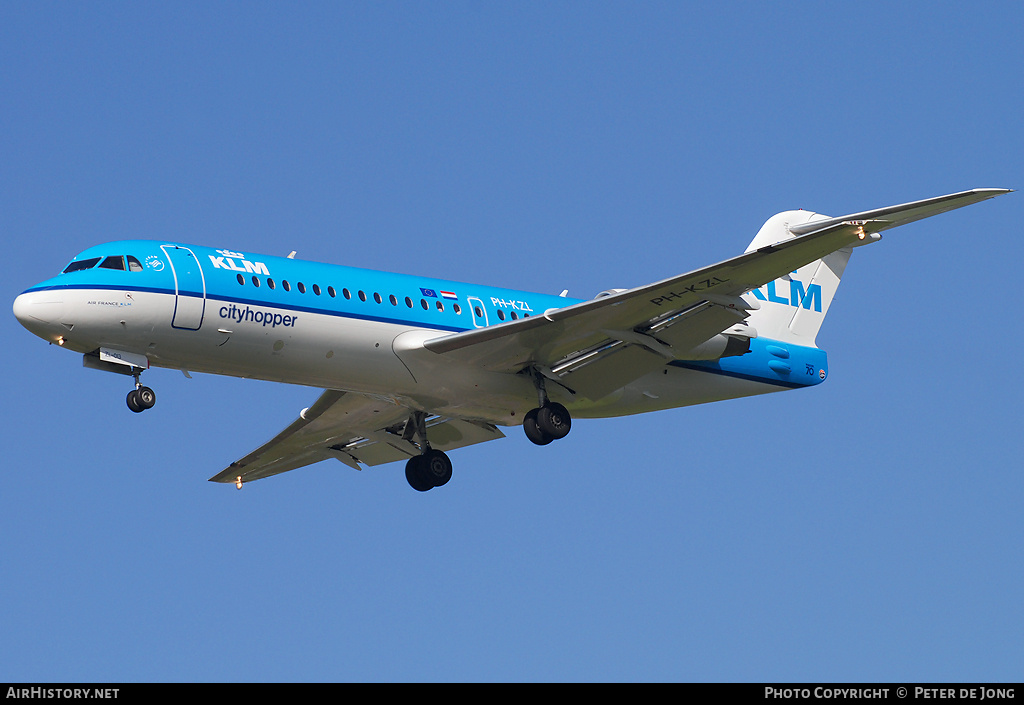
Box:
xmin=510 ymin=311 xmax=518 ymax=320
xmin=497 ymin=310 xmax=505 ymax=321
xmin=251 ymin=276 xmax=260 ymax=287
xmin=343 ymin=288 xmax=351 ymax=300
xmin=237 ymin=274 xmax=245 ymax=285
xmin=435 ymin=301 xmax=444 ymax=311
xmin=127 ymin=256 xmax=144 ymax=272
xmin=99 ymin=256 xmax=125 ymax=270
xmin=313 ymin=284 xmax=321 ymax=295
xmin=328 ymin=286 xmax=336 ymax=298
xmin=453 ymin=303 xmax=462 ymax=315
xmin=358 ymin=290 xmax=367 ymax=302
xmin=420 ymin=299 xmax=429 ymax=310
xmin=405 ymin=297 xmax=413 ymax=308
xmin=373 ymin=292 xmax=382 ymax=304
xmin=389 ymin=294 xmax=398 ymax=306
xmin=297 ymin=282 xmax=306 ymax=293
xmin=283 ymin=280 xmax=291 ymax=291
xmin=267 ymin=278 xmax=276 ymax=290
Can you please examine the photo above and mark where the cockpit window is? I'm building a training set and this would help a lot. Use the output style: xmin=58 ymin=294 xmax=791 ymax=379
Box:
xmin=62 ymin=254 xmax=145 ymax=274
xmin=62 ymin=257 xmax=101 ymax=273
xmin=99 ymin=255 xmax=126 ymax=271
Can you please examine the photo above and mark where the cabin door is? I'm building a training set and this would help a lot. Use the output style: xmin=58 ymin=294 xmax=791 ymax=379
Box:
xmin=161 ymin=245 xmax=206 ymax=330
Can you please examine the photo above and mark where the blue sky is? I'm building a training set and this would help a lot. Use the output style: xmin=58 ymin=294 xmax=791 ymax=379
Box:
xmin=2 ymin=2 xmax=1021 ymax=682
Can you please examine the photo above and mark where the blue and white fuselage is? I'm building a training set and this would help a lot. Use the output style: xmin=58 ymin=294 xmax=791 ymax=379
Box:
xmin=14 ymin=240 xmax=824 ymax=421
xmin=13 ymin=188 xmax=1009 ymax=490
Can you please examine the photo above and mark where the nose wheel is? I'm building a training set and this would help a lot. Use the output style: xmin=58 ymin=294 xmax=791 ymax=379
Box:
xmin=126 ymin=370 xmax=156 ymax=413
xmin=126 ymin=385 xmax=156 ymax=413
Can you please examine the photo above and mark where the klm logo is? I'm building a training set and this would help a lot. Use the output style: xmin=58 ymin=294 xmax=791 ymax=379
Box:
xmin=208 ymin=249 xmax=270 ymax=276
xmin=750 ymin=278 xmax=821 ymax=312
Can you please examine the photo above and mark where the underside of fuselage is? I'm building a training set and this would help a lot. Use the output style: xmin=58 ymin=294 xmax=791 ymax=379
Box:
xmin=16 ymin=283 xmax=820 ymax=428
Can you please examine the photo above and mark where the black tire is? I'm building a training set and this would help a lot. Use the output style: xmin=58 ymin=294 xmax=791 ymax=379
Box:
xmin=136 ymin=386 xmax=156 ymax=409
xmin=126 ymin=390 xmax=144 ymax=413
xmin=523 ymin=408 xmax=553 ymax=446
xmin=537 ymin=402 xmax=571 ymax=440
xmin=405 ymin=456 xmax=433 ymax=492
xmin=422 ymin=449 xmax=453 ymax=487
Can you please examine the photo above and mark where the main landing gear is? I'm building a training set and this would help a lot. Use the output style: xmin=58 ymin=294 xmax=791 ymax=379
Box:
xmin=523 ymin=402 xmax=572 ymax=445
xmin=522 ymin=368 xmax=572 ymax=446
xmin=126 ymin=370 xmax=156 ymax=413
xmin=402 ymin=411 xmax=453 ymax=492
xmin=405 ymin=449 xmax=453 ymax=492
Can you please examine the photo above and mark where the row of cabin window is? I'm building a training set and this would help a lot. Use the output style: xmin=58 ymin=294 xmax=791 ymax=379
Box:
xmin=235 ymin=273 xmax=527 ymax=321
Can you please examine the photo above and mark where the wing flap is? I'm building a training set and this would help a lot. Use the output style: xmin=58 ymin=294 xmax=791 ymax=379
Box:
xmin=549 ymin=301 xmax=751 ymax=400
xmin=336 ymin=418 xmax=504 ymax=467
xmin=210 ymin=390 xmax=507 ymax=484
xmin=210 ymin=390 xmax=412 ymax=483
xmin=552 ymin=343 xmax=664 ymax=401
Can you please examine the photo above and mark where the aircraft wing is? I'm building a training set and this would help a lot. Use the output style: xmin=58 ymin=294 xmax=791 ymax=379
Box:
xmin=424 ymin=188 xmax=1009 ymax=399
xmin=209 ymin=389 xmax=505 ymax=484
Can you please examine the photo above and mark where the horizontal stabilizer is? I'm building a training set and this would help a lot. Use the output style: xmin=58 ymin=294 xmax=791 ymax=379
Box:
xmin=787 ymin=188 xmax=1011 ymax=236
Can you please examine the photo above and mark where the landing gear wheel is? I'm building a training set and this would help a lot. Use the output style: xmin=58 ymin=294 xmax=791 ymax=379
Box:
xmin=523 ymin=408 xmax=553 ymax=446
xmin=536 ymin=402 xmax=571 ymax=440
xmin=422 ymin=449 xmax=453 ymax=487
xmin=136 ymin=386 xmax=156 ymax=410
xmin=126 ymin=390 xmax=144 ymax=413
xmin=405 ymin=456 xmax=433 ymax=492
xmin=405 ymin=455 xmax=434 ymax=492
xmin=405 ymin=450 xmax=453 ymax=491
xmin=127 ymin=386 xmax=156 ymax=412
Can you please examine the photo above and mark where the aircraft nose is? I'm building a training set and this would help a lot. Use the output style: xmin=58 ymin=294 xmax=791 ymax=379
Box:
xmin=13 ymin=290 xmax=66 ymax=342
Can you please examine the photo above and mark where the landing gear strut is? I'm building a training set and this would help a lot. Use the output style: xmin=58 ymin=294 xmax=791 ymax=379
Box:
xmin=126 ymin=369 xmax=156 ymax=413
xmin=402 ymin=411 xmax=453 ymax=492
xmin=522 ymin=368 xmax=572 ymax=446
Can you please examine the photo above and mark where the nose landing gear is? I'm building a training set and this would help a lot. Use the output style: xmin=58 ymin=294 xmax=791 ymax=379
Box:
xmin=126 ymin=370 xmax=156 ymax=413
xmin=126 ymin=386 xmax=156 ymax=412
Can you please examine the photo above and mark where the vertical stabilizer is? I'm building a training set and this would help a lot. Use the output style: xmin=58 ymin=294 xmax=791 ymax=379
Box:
xmin=743 ymin=210 xmax=856 ymax=347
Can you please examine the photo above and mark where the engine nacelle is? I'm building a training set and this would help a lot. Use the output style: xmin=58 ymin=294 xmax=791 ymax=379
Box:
xmin=595 ymin=288 xmax=628 ymax=299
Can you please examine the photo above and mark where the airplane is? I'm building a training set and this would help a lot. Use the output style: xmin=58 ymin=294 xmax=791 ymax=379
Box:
xmin=13 ymin=188 xmax=1010 ymax=492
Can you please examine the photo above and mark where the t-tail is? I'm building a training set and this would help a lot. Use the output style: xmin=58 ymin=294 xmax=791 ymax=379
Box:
xmin=741 ymin=188 xmax=1012 ymax=348
xmin=743 ymin=209 xmax=856 ymax=347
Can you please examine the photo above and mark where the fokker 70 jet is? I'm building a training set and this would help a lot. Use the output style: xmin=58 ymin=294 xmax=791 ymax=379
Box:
xmin=13 ymin=188 xmax=1009 ymax=491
